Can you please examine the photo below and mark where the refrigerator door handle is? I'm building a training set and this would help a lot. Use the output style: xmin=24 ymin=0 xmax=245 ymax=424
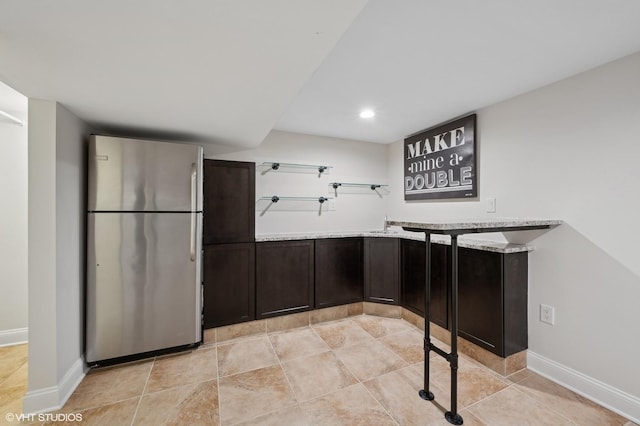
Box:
xmin=190 ymin=163 xmax=197 ymax=261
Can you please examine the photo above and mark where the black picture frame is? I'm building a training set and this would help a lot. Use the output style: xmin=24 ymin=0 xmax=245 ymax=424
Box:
xmin=403 ymin=114 xmax=477 ymax=201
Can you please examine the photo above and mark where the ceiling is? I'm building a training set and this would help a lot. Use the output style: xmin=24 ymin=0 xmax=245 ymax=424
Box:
xmin=2 ymin=1 xmax=640 ymax=147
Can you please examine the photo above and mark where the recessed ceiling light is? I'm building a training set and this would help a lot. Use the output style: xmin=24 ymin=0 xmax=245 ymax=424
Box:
xmin=359 ymin=109 xmax=375 ymax=119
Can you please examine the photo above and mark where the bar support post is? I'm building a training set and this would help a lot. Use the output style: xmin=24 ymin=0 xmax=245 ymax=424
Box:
xmin=418 ymin=233 xmax=435 ymax=401
xmin=445 ymin=234 xmax=463 ymax=425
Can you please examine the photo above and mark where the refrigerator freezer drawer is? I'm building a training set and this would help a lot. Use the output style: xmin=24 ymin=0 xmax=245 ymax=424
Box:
xmin=86 ymin=212 xmax=202 ymax=363
xmin=88 ymin=135 xmax=203 ymax=212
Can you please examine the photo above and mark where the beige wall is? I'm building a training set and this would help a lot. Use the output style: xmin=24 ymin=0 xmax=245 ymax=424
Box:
xmin=24 ymin=99 xmax=88 ymax=413
xmin=0 ymin=83 xmax=28 ymax=345
xmin=204 ymin=129 xmax=389 ymax=235
xmin=387 ymin=52 xmax=640 ymax=418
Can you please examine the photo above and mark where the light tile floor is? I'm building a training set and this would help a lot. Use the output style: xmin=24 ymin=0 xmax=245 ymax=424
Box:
xmin=1 ymin=316 xmax=638 ymax=425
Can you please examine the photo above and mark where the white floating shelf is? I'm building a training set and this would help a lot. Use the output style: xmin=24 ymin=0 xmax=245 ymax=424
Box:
xmin=257 ymin=162 xmax=332 ymax=175
xmin=328 ymin=182 xmax=389 ymax=196
xmin=256 ymin=196 xmax=335 ymax=212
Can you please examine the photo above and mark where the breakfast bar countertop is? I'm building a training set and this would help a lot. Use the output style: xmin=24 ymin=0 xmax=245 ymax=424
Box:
xmin=253 ymin=219 xmax=564 ymax=254
xmin=386 ymin=218 xmax=563 ymax=234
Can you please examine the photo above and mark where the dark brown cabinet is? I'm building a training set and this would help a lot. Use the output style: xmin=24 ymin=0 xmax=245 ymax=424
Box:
xmin=458 ymin=249 xmax=527 ymax=357
xmin=256 ymin=240 xmax=314 ymax=319
xmin=203 ymin=243 xmax=255 ymax=328
xmin=400 ymin=239 xmax=448 ymax=329
xmin=203 ymin=159 xmax=255 ymax=244
xmin=315 ymin=238 xmax=363 ymax=308
xmin=202 ymin=159 xmax=256 ymax=329
xmin=364 ymin=238 xmax=399 ymax=305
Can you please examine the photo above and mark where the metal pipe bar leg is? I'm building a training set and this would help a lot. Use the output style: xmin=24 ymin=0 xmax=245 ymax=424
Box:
xmin=445 ymin=235 xmax=463 ymax=425
xmin=419 ymin=233 xmax=435 ymax=401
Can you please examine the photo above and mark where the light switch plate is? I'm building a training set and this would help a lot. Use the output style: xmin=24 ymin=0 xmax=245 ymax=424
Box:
xmin=486 ymin=197 xmax=496 ymax=213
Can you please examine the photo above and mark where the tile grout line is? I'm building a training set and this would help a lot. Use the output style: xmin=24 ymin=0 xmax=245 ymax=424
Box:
xmin=364 ymin=321 xmax=421 ymax=426
xmin=267 ymin=326 xmax=304 ymax=402
xmin=508 ymin=381 xmax=581 ymax=426
xmin=227 ymin=325 xmax=304 ymax=425
xmin=129 ymin=357 xmax=155 ymax=426
xmin=279 ymin=318 xmax=401 ymax=424
xmin=358 ymin=370 xmax=401 ymax=426
xmin=215 ymin=344 xmax=221 ymax=426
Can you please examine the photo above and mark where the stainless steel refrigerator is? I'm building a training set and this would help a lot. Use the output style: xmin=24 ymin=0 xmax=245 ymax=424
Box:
xmin=86 ymin=135 xmax=203 ymax=364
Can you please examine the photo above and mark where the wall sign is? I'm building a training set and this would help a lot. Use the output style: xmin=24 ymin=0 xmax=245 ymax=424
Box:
xmin=404 ymin=114 xmax=477 ymax=201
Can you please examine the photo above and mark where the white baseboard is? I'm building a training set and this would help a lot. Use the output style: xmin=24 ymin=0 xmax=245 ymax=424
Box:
xmin=528 ymin=350 xmax=640 ymax=424
xmin=22 ymin=356 xmax=86 ymax=415
xmin=0 ymin=327 xmax=28 ymax=347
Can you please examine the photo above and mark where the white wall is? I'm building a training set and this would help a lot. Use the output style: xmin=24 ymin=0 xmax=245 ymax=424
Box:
xmin=387 ymin=52 xmax=640 ymax=417
xmin=204 ymin=130 xmax=389 ymax=235
xmin=24 ymin=99 xmax=88 ymax=413
xmin=55 ymin=105 xmax=87 ymax=385
xmin=0 ymin=84 xmax=28 ymax=346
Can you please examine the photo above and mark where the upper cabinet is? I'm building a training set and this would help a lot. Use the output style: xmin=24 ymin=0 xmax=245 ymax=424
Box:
xmin=203 ymin=159 xmax=255 ymax=244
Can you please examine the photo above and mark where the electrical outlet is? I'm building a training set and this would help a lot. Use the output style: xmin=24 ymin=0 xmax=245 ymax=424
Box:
xmin=486 ymin=197 xmax=496 ymax=213
xmin=540 ymin=304 xmax=555 ymax=325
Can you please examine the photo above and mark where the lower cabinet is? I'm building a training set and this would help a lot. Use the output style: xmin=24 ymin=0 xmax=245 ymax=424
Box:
xmin=256 ymin=240 xmax=314 ymax=319
xmin=458 ymin=248 xmax=528 ymax=357
xmin=200 ymin=235 xmax=528 ymax=359
xmin=364 ymin=237 xmax=399 ymax=305
xmin=203 ymin=243 xmax=255 ymax=328
xmin=400 ymin=239 xmax=448 ymax=329
xmin=315 ymin=238 xmax=364 ymax=308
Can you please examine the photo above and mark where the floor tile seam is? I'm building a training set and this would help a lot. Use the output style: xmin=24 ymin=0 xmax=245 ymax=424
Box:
xmin=373 ymin=334 xmax=420 ymax=363
xmin=358 ymin=379 xmax=401 ymax=426
xmin=62 ymin=395 xmax=141 ymax=419
xmin=141 ymin=377 xmax=219 ymax=398
xmin=348 ymin=336 xmax=410 ymax=369
xmin=265 ymin=324 xmax=312 ymax=337
xmin=264 ymin=332 xmax=301 ymax=408
xmin=129 ymin=358 xmax=155 ymax=426
xmin=284 ymin=349 xmax=362 ymax=402
xmin=310 ymin=316 xmax=359 ymax=331
xmin=329 ymin=334 xmax=377 ymax=352
xmin=307 ymin=323 xmax=330 ymax=351
xmin=329 ymin=345 xmax=367 ymax=385
xmin=290 ymin=381 xmax=361 ymax=406
xmin=375 ymin=326 xmax=420 ymax=339
xmin=224 ymin=402 xmax=304 ymax=426
xmin=504 ymin=368 xmax=532 ymax=384
xmin=214 ymin=332 xmax=271 ymax=348
xmin=295 ymin=381 xmax=362 ymax=405
xmin=276 ymin=347 xmax=333 ymax=366
xmin=211 ymin=359 xmax=278 ymax=381
xmin=505 ymin=383 xmax=581 ymax=425
xmin=350 ymin=316 xmax=377 ymax=338
xmin=266 ymin=325 xmax=330 ymax=362
xmin=214 ymin=344 xmax=221 ymax=426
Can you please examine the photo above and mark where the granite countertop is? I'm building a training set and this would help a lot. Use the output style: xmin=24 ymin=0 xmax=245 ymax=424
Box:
xmin=255 ymin=229 xmax=536 ymax=253
xmin=387 ymin=218 xmax=562 ymax=233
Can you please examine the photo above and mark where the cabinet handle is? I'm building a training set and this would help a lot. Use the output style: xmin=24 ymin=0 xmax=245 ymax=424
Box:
xmin=190 ymin=163 xmax=197 ymax=261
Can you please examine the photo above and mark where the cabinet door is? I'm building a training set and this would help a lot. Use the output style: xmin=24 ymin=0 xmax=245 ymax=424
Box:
xmin=315 ymin=238 xmax=363 ymax=308
xmin=256 ymin=240 xmax=314 ymax=319
xmin=364 ymin=238 xmax=399 ymax=305
xmin=458 ymin=248 xmax=503 ymax=355
xmin=400 ymin=239 xmax=448 ymax=329
xmin=203 ymin=243 xmax=255 ymax=328
xmin=503 ymin=252 xmax=528 ymax=356
xmin=203 ymin=160 xmax=255 ymax=244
